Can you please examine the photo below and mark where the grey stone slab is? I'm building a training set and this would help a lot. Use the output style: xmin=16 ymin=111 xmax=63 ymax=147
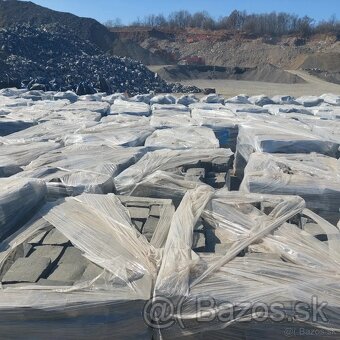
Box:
xmin=42 ymin=228 xmax=69 ymax=246
xmin=127 ymin=207 xmax=150 ymax=219
xmin=28 ymin=230 xmax=49 ymax=245
xmin=149 ymin=205 xmax=161 ymax=217
xmin=142 ymin=216 xmax=159 ymax=241
xmin=2 ymin=257 xmax=51 ymax=283
xmin=0 ymin=243 xmax=32 ymax=281
xmin=48 ymin=263 xmax=87 ymax=282
xmin=58 ymin=246 xmax=88 ymax=266
xmin=192 ymin=231 xmax=206 ymax=252
xmin=143 ymin=216 xmax=159 ymax=234
xmin=132 ymin=220 xmax=144 ymax=233
xmin=81 ymin=262 xmax=104 ymax=281
xmin=28 ymin=245 xmax=64 ymax=263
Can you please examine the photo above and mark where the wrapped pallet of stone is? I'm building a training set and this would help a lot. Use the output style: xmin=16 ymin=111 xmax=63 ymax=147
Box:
xmin=0 ymin=193 xmax=162 ymax=338
xmin=151 ymin=103 xmax=190 ymax=114
xmin=110 ymin=99 xmax=151 ymax=116
xmin=131 ymin=170 xmax=204 ymax=207
xmin=114 ymin=148 xmax=234 ymax=195
xmin=150 ymin=114 xmax=196 ymax=128
xmin=191 ymin=109 xmax=240 ymax=150
xmin=15 ymin=144 xmax=147 ymax=198
xmin=240 ymin=152 xmax=340 ymax=224
xmin=0 ymin=120 xmax=96 ymax=144
xmin=64 ymin=119 xmax=154 ymax=147
xmin=0 ymin=116 xmax=34 ymax=136
xmin=0 ymin=178 xmax=46 ymax=241
xmin=0 ymin=141 xmax=61 ymax=177
xmin=234 ymin=121 xmax=340 ymax=178
xmin=145 ymin=127 xmax=220 ymax=149
xmin=150 ymin=104 xmax=193 ymax=128
xmin=152 ymin=187 xmax=340 ymax=339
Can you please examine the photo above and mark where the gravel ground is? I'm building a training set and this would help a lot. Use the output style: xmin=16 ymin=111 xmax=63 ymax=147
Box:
xmin=178 ymin=70 xmax=340 ymax=97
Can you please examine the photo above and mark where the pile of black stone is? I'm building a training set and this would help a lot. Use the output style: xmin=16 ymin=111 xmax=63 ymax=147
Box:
xmin=0 ymin=24 xmax=200 ymax=95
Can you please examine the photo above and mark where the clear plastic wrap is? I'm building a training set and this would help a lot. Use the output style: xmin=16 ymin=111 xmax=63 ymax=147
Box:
xmin=154 ymin=189 xmax=340 ymax=338
xmin=15 ymin=144 xmax=147 ymax=196
xmin=145 ymin=127 xmax=220 ymax=149
xmin=110 ymin=99 xmax=151 ymax=116
xmin=64 ymin=120 xmax=154 ymax=147
xmin=0 ymin=120 xmax=96 ymax=143
xmin=191 ymin=109 xmax=239 ymax=150
xmin=114 ymin=148 xmax=233 ymax=195
xmin=320 ymin=93 xmax=340 ymax=106
xmin=0 ymin=178 xmax=46 ymax=241
xmin=0 ymin=141 xmax=61 ymax=177
xmin=0 ymin=193 xmax=161 ymax=338
xmin=151 ymin=104 xmax=189 ymax=113
xmin=234 ymin=121 xmax=340 ymax=178
xmin=131 ymin=170 xmax=204 ymax=207
xmin=240 ymin=152 xmax=340 ymax=224
xmin=0 ymin=116 xmax=34 ymax=137
xmin=150 ymin=114 xmax=196 ymax=128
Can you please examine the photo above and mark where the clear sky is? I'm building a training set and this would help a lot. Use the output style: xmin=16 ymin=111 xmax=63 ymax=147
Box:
xmin=31 ymin=0 xmax=339 ymax=25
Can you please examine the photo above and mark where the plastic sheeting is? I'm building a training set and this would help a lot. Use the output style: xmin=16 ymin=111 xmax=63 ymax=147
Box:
xmin=145 ymin=127 xmax=220 ymax=149
xmin=240 ymin=152 xmax=340 ymax=224
xmin=114 ymin=148 xmax=233 ymax=195
xmin=110 ymin=99 xmax=151 ymax=116
xmin=0 ymin=120 xmax=96 ymax=143
xmin=0 ymin=193 xmax=159 ymax=338
xmin=234 ymin=121 xmax=340 ymax=178
xmin=191 ymin=109 xmax=239 ymax=150
xmin=64 ymin=120 xmax=154 ymax=147
xmin=154 ymin=188 xmax=340 ymax=339
xmin=16 ymin=144 xmax=147 ymax=196
xmin=0 ymin=178 xmax=46 ymax=241
xmin=0 ymin=141 xmax=61 ymax=177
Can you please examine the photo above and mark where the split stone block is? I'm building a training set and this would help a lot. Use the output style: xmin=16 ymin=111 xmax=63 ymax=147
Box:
xmin=28 ymin=230 xmax=49 ymax=245
xmin=58 ymin=246 xmax=88 ymax=266
xmin=2 ymin=257 xmax=51 ymax=283
xmin=48 ymin=263 xmax=87 ymax=282
xmin=28 ymin=245 xmax=64 ymax=263
xmin=142 ymin=216 xmax=159 ymax=241
xmin=132 ymin=220 xmax=144 ymax=233
xmin=149 ymin=205 xmax=161 ymax=217
xmin=127 ymin=207 xmax=150 ymax=220
xmin=192 ymin=231 xmax=206 ymax=252
xmin=42 ymin=228 xmax=69 ymax=246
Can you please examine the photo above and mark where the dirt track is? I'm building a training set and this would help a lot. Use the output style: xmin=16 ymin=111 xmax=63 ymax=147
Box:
xmin=178 ymin=70 xmax=340 ymax=97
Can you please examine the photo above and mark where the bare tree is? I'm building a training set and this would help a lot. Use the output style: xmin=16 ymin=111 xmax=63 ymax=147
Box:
xmin=104 ymin=18 xmax=123 ymax=29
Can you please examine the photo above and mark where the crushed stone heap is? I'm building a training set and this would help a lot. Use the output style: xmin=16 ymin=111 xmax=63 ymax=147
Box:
xmin=0 ymin=24 xmax=200 ymax=95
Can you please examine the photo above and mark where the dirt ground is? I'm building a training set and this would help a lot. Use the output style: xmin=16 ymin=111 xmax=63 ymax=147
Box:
xmin=178 ymin=70 xmax=340 ymax=97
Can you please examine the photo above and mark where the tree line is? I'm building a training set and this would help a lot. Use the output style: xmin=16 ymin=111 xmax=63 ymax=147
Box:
xmin=105 ymin=10 xmax=340 ymax=37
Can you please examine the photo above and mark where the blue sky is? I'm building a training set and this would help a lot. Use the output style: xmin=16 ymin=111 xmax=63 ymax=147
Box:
xmin=31 ymin=0 xmax=339 ymax=24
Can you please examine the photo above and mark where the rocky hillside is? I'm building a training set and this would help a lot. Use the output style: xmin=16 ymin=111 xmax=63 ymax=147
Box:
xmin=112 ymin=27 xmax=340 ymax=83
xmin=0 ymin=0 xmax=114 ymax=51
